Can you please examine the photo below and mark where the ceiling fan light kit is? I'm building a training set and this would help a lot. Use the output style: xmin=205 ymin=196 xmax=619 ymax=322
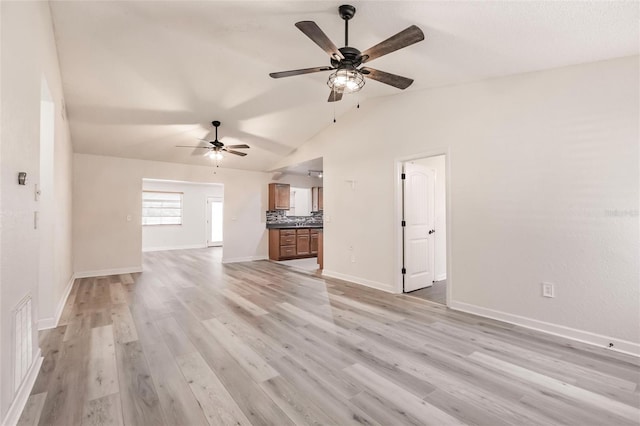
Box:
xmin=270 ymin=4 xmax=424 ymax=102
xmin=327 ymin=66 xmax=365 ymax=94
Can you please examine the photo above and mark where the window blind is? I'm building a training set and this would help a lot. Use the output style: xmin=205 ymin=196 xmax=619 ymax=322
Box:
xmin=142 ymin=191 xmax=182 ymax=225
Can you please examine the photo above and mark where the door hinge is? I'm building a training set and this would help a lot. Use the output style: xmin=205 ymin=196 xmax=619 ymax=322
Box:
xmin=401 ymin=220 xmax=406 ymax=227
xmin=401 ymin=173 xmax=406 ymax=180
xmin=401 ymin=267 xmax=406 ymax=275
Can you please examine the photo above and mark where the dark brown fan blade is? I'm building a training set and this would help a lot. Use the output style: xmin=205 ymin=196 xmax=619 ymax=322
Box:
xmin=176 ymin=145 xmax=209 ymax=148
xmin=327 ymin=89 xmax=343 ymax=102
xmin=225 ymin=149 xmax=247 ymax=157
xmin=226 ymin=144 xmax=250 ymax=149
xmin=270 ymin=66 xmax=334 ymax=79
xmin=295 ymin=21 xmax=344 ymax=60
xmin=360 ymin=67 xmax=414 ymax=90
xmin=361 ymin=25 xmax=424 ymax=64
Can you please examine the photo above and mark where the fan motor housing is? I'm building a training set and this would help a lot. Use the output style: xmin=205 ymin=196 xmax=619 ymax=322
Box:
xmin=331 ymin=46 xmax=363 ymax=68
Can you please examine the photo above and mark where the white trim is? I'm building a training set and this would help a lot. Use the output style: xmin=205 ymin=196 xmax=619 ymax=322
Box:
xmin=2 ymin=349 xmax=43 ymax=426
xmin=37 ymin=274 xmax=76 ymax=330
xmin=222 ymin=255 xmax=268 ymax=264
xmin=74 ymin=266 xmax=143 ymax=279
xmin=449 ymin=301 xmax=640 ymax=358
xmin=435 ymin=273 xmax=447 ymax=282
xmin=322 ymin=270 xmax=394 ymax=293
xmin=143 ymin=244 xmax=207 ymax=252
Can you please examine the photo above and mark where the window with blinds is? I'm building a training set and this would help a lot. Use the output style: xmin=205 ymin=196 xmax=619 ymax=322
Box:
xmin=142 ymin=191 xmax=183 ymax=225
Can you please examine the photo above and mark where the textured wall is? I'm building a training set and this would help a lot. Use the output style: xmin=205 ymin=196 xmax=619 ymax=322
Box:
xmin=273 ymin=56 xmax=639 ymax=347
xmin=0 ymin=1 xmax=74 ymax=419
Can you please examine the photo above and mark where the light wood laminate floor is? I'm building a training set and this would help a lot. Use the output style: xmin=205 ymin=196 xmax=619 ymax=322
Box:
xmin=407 ymin=280 xmax=447 ymax=305
xmin=20 ymin=248 xmax=640 ymax=426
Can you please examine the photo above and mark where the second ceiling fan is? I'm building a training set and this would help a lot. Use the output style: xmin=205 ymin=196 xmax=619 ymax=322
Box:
xmin=270 ymin=4 xmax=425 ymax=102
xmin=176 ymin=121 xmax=250 ymax=159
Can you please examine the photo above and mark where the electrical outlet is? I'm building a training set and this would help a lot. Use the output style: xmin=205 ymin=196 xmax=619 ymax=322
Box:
xmin=542 ymin=282 xmax=555 ymax=298
xmin=350 ymin=254 xmax=356 ymax=263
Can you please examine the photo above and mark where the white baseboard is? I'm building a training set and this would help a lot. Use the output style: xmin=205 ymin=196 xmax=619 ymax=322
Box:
xmin=38 ymin=274 xmax=76 ymax=330
xmin=2 ymin=349 xmax=43 ymax=426
xmin=322 ymin=270 xmax=394 ymax=293
xmin=435 ymin=273 xmax=447 ymax=282
xmin=449 ymin=301 xmax=640 ymax=358
xmin=143 ymin=244 xmax=207 ymax=252
xmin=74 ymin=266 xmax=143 ymax=279
xmin=222 ymin=255 xmax=268 ymax=264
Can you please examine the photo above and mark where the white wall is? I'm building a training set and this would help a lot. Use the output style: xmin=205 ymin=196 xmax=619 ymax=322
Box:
xmin=0 ymin=1 xmax=74 ymax=421
xmin=272 ymin=56 xmax=639 ymax=352
xmin=289 ymin=187 xmax=312 ymax=216
xmin=73 ymin=154 xmax=271 ymax=274
xmin=414 ymin=155 xmax=447 ymax=281
xmin=142 ymin=180 xmax=223 ymax=251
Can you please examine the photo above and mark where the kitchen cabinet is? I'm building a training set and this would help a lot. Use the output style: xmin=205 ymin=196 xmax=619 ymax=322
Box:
xmin=269 ymin=183 xmax=290 ymax=210
xmin=310 ymin=229 xmax=319 ymax=254
xmin=317 ymin=230 xmax=323 ymax=269
xmin=268 ymin=228 xmax=321 ymax=260
xmin=312 ymin=186 xmax=324 ymax=212
xmin=296 ymin=229 xmax=310 ymax=255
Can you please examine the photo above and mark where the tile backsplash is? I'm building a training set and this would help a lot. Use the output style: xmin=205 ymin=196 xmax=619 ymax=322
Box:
xmin=266 ymin=210 xmax=323 ymax=226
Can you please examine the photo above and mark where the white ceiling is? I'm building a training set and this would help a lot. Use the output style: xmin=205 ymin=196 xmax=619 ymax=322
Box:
xmin=49 ymin=1 xmax=639 ymax=172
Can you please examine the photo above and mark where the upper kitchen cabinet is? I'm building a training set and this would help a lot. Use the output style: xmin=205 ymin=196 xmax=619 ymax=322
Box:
xmin=269 ymin=183 xmax=290 ymax=210
xmin=312 ymin=187 xmax=324 ymax=212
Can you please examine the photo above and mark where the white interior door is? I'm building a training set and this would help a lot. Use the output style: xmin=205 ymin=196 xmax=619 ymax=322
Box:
xmin=207 ymin=197 xmax=223 ymax=247
xmin=403 ymin=162 xmax=435 ymax=292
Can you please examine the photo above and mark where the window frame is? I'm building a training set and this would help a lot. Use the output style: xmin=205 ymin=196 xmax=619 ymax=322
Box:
xmin=142 ymin=190 xmax=183 ymax=226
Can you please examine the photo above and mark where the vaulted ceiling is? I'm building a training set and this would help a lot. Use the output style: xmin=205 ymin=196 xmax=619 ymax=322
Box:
xmin=49 ymin=1 xmax=639 ymax=171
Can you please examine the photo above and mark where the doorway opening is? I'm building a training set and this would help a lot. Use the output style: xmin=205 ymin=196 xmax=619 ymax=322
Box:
xmin=141 ymin=179 xmax=223 ymax=254
xmin=207 ymin=196 xmax=223 ymax=247
xmin=400 ymin=154 xmax=448 ymax=305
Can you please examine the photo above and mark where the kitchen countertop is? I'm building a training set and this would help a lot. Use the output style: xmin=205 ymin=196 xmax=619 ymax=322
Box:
xmin=266 ymin=224 xmax=323 ymax=229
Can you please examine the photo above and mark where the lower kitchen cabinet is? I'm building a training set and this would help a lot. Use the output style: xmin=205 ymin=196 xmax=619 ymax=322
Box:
xmin=296 ymin=229 xmax=310 ymax=255
xmin=310 ymin=229 xmax=319 ymax=254
xmin=269 ymin=228 xmax=320 ymax=260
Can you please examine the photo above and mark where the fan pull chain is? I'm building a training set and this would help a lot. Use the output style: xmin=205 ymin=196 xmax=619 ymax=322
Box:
xmin=333 ymin=101 xmax=336 ymax=123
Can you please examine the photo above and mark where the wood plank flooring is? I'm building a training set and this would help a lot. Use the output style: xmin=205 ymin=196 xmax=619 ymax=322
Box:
xmin=19 ymin=248 xmax=640 ymax=425
xmin=407 ymin=280 xmax=447 ymax=305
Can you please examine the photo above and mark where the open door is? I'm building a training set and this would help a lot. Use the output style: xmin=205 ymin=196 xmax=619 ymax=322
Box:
xmin=403 ymin=162 xmax=435 ymax=292
xmin=207 ymin=197 xmax=223 ymax=247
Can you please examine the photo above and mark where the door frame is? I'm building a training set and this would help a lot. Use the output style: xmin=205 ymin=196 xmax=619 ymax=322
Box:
xmin=206 ymin=196 xmax=224 ymax=247
xmin=394 ymin=148 xmax=452 ymax=306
